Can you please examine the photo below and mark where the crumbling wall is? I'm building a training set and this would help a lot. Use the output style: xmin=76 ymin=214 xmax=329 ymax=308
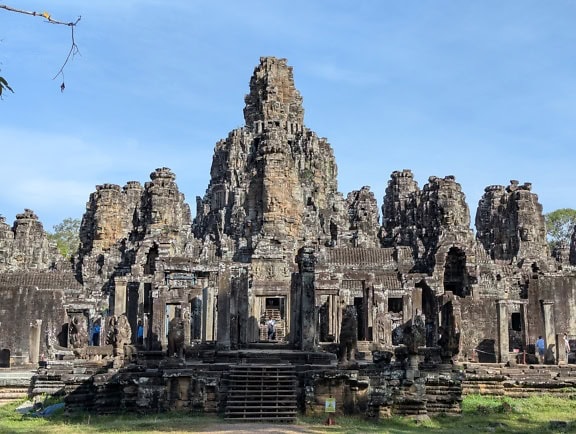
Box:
xmin=0 ymin=279 xmax=67 ymax=364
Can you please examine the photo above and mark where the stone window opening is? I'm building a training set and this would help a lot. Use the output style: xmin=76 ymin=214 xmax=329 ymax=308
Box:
xmin=388 ymin=297 xmax=403 ymax=314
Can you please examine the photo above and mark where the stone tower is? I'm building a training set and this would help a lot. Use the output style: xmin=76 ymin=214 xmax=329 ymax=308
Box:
xmin=476 ymin=180 xmax=549 ymax=266
xmin=194 ymin=57 xmax=346 ymax=262
xmin=0 ymin=210 xmax=63 ymax=271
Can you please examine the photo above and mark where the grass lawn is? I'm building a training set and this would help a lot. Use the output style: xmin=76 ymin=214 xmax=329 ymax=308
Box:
xmin=1 ymin=394 xmax=575 ymax=433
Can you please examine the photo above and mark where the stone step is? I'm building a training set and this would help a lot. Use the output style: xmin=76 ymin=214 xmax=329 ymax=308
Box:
xmin=225 ymin=364 xmax=298 ymax=423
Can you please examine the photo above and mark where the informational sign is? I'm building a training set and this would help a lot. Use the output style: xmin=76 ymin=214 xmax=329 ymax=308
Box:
xmin=325 ymin=397 xmax=336 ymax=413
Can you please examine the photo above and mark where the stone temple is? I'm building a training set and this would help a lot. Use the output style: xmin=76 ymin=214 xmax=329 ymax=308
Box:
xmin=1 ymin=57 xmax=576 ymax=418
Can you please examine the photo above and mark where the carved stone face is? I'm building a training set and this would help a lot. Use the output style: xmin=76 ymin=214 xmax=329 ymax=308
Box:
xmin=443 ymin=210 xmax=454 ymax=225
xmin=520 ymin=227 xmax=533 ymax=241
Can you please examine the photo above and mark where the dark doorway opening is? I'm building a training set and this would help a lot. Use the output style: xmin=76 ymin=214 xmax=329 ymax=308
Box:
xmin=443 ymin=247 xmax=469 ymax=297
xmin=354 ymin=297 xmax=367 ymax=341
xmin=190 ymin=297 xmax=202 ymax=341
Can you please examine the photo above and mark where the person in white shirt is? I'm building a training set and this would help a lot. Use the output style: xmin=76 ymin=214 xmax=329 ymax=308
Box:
xmin=267 ymin=316 xmax=276 ymax=340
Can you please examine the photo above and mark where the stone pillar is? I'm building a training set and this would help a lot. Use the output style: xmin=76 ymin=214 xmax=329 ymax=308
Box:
xmin=541 ymin=300 xmax=556 ymax=364
xmin=497 ymin=300 xmax=509 ymax=363
xmin=412 ymin=287 xmax=423 ymax=317
xmin=182 ymin=305 xmax=191 ymax=346
xmin=216 ymin=266 xmax=231 ymax=350
xmin=557 ymin=333 xmax=567 ymax=364
xmin=329 ymin=294 xmax=337 ymax=338
xmin=403 ymin=293 xmax=412 ymax=323
xmin=203 ymin=286 xmax=216 ymax=341
xmin=229 ymin=270 xmax=239 ymax=350
xmin=297 ymin=246 xmax=317 ymax=351
xmin=235 ymin=268 xmax=249 ymax=347
xmin=114 ymin=276 xmax=128 ymax=316
xmin=29 ymin=319 xmax=42 ymax=364
xmin=138 ymin=282 xmax=145 ymax=317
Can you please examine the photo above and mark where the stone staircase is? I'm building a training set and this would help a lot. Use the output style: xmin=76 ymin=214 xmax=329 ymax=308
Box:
xmin=462 ymin=363 xmax=576 ymax=398
xmin=0 ymin=369 xmax=33 ymax=405
xmin=425 ymin=378 xmax=462 ymax=414
xmin=225 ymin=364 xmax=297 ymax=422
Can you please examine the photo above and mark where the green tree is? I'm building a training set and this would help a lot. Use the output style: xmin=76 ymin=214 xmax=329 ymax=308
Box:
xmin=48 ymin=217 xmax=81 ymax=258
xmin=545 ymin=208 xmax=576 ymax=249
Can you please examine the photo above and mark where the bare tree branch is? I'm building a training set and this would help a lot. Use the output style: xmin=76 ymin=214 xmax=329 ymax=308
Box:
xmin=0 ymin=5 xmax=80 ymax=26
xmin=0 ymin=4 xmax=81 ymax=91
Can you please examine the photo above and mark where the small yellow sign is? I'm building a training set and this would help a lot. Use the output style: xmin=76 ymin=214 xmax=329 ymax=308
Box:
xmin=325 ymin=397 xmax=336 ymax=413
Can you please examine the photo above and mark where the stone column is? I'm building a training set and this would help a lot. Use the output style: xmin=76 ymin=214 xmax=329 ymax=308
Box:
xmin=202 ymin=286 xmax=216 ymax=341
xmin=138 ymin=282 xmax=145 ymax=317
xmin=216 ymin=266 xmax=231 ymax=350
xmin=329 ymin=294 xmax=337 ymax=338
xmin=557 ymin=333 xmax=567 ymax=364
xmin=229 ymin=269 xmax=239 ymax=349
xmin=412 ymin=287 xmax=423 ymax=318
xmin=114 ymin=276 xmax=128 ymax=316
xmin=29 ymin=319 xmax=42 ymax=364
xmin=297 ymin=246 xmax=317 ymax=351
xmin=403 ymin=293 xmax=412 ymax=323
xmin=496 ymin=300 xmax=509 ymax=363
xmin=541 ymin=300 xmax=556 ymax=364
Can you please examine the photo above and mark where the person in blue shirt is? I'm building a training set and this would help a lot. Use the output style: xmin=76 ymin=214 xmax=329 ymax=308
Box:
xmin=536 ymin=336 xmax=545 ymax=364
xmin=137 ymin=320 xmax=144 ymax=345
xmin=92 ymin=320 xmax=101 ymax=346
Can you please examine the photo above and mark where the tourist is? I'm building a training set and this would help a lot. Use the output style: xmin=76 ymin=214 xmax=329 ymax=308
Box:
xmin=137 ymin=320 xmax=144 ymax=345
xmin=564 ymin=333 xmax=571 ymax=363
xmin=536 ymin=336 xmax=545 ymax=363
xmin=92 ymin=319 xmax=101 ymax=346
xmin=267 ymin=316 xmax=276 ymax=341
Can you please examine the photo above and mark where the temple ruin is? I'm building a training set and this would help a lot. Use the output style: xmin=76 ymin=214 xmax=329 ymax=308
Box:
xmin=1 ymin=57 xmax=576 ymax=419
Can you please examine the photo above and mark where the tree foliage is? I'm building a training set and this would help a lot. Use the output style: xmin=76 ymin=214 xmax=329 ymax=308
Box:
xmin=545 ymin=208 xmax=576 ymax=248
xmin=0 ymin=76 xmax=13 ymax=97
xmin=47 ymin=217 xmax=81 ymax=258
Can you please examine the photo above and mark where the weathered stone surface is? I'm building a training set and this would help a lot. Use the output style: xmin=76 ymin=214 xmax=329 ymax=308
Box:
xmin=193 ymin=57 xmax=345 ymax=263
xmin=0 ymin=210 xmax=63 ymax=272
xmin=344 ymin=187 xmax=380 ymax=248
xmin=380 ymin=169 xmax=420 ymax=249
xmin=476 ymin=181 xmax=549 ymax=267
xmin=2 ymin=56 xmax=576 ymax=419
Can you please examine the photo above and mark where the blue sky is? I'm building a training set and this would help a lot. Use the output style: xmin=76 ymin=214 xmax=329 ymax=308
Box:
xmin=1 ymin=1 xmax=575 ymax=231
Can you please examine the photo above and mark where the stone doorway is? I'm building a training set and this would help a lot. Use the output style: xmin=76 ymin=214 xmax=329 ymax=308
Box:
xmin=509 ymin=307 xmax=526 ymax=353
xmin=259 ymin=297 xmax=286 ymax=342
xmin=0 ymin=348 xmax=10 ymax=368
